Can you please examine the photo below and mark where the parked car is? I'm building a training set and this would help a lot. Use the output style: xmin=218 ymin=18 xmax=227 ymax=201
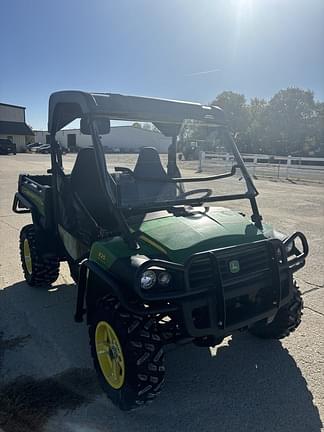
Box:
xmin=35 ymin=144 xmax=51 ymax=154
xmin=26 ymin=142 xmax=42 ymax=151
xmin=29 ymin=144 xmax=45 ymax=153
xmin=0 ymin=138 xmax=16 ymax=155
xmin=31 ymin=143 xmax=67 ymax=154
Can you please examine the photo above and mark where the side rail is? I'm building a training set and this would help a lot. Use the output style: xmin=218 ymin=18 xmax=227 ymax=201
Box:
xmin=12 ymin=192 xmax=32 ymax=214
xmin=12 ymin=174 xmax=54 ymax=229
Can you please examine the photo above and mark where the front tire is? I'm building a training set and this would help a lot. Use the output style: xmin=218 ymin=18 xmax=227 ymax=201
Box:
xmin=19 ymin=224 xmax=60 ymax=287
xmin=89 ymin=296 xmax=165 ymax=410
xmin=249 ymin=281 xmax=303 ymax=339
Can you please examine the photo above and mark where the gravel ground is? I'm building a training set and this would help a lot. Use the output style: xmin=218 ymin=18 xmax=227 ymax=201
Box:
xmin=0 ymin=153 xmax=323 ymax=432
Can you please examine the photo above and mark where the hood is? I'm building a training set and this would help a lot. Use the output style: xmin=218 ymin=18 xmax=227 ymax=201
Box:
xmin=136 ymin=207 xmax=272 ymax=264
xmin=89 ymin=207 xmax=273 ymax=270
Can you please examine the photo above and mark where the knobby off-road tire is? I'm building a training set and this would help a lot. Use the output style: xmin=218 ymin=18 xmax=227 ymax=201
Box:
xmin=249 ymin=281 xmax=303 ymax=339
xmin=19 ymin=224 xmax=60 ymax=287
xmin=89 ymin=296 xmax=165 ymax=410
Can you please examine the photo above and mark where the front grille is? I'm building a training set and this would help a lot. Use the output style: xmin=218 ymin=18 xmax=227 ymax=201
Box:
xmin=188 ymin=255 xmax=214 ymax=290
xmin=218 ymin=244 xmax=270 ymax=284
xmin=188 ymin=243 xmax=271 ymax=291
xmin=186 ymin=241 xmax=281 ymax=331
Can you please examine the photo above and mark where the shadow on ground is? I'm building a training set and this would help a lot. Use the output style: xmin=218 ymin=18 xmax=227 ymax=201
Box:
xmin=0 ymin=281 xmax=322 ymax=432
xmin=0 ymin=367 xmax=100 ymax=432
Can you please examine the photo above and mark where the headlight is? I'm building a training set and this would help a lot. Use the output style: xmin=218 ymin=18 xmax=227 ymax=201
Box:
xmin=273 ymin=230 xmax=294 ymax=255
xmin=285 ymin=240 xmax=294 ymax=254
xmin=140 ymin=270 xmax=157 ymax=290
xmin=158 ymin=271 xmax=172 ymax=286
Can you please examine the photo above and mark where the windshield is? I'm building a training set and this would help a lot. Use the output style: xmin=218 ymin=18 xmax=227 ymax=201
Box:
xmin=104 ymin=121 xmax=251 ymax=211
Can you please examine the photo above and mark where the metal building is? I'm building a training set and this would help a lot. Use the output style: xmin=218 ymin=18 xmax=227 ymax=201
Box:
xmin=34 ymin=126 xmax=171 ymax=153
xmin=0 ymin=103 xmax=34 ymax=152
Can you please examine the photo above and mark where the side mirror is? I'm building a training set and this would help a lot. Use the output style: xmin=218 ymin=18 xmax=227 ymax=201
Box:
xmin=80 ymin=116 xmax=111 ymax=135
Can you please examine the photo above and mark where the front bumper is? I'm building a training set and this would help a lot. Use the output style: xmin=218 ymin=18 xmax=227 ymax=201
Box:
xmin=135 ymin=233 xmax=308 ymax=338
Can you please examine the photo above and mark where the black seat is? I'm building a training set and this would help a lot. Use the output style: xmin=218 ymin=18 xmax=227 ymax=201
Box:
xmin=134 ymin=147 xmax=168 ymax=179
xmin=70 ymin=148 xmax=118 ymax=242
xmin=132 ymin=147 xmax=176 ymax=202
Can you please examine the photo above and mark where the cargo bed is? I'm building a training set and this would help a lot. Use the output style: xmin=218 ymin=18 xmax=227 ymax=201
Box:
xmin=13 ymin=174 xmax=54 ymax=229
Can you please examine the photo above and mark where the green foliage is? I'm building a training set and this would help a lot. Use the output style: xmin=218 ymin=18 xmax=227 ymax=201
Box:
xmin=210 ymin=87 xmax=324 ymax=156
xmin=211 ymin=91 xmax=249 ymax=136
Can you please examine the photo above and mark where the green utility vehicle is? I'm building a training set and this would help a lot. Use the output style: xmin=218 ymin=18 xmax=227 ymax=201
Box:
xmin=13 ymin=91 xmax=308 ymax=410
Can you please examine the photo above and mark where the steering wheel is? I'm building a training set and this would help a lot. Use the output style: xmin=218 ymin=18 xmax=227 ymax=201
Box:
xmin=180 ymin=188 xmax=213 ymax=200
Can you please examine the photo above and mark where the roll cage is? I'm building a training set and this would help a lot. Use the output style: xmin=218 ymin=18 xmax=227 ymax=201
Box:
xmin=48 ymin=91 xmax=263 ymax=249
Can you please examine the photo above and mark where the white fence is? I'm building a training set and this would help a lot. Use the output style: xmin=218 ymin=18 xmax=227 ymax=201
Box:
xmin=198 ymin=152 xmax=324 ymax=183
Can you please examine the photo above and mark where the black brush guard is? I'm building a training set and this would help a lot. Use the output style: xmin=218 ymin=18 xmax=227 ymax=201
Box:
xmin=135 ymin=234 xmax=308 ymax=338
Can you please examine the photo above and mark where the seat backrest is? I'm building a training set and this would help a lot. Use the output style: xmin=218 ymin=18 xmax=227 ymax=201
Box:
xmin=134 ymin=147 xmax=168 ymax=179
xmin=132 ymin=147 xmax=176 ymax=203
xmin=70 ymin=148 xmax=118 ymax=237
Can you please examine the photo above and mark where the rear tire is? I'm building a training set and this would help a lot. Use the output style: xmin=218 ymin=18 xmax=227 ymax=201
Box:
xmin=19 ymin=224 xmax=60 ymax=287
xmin=249 ymin=281 xmax=303 ymax=339
xmin=89 ymin=296 xmax=165 ymax=410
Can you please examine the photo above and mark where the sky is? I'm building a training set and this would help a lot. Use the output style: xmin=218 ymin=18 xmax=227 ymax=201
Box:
xmin=0 ymin=0 xmax=323 ymax=129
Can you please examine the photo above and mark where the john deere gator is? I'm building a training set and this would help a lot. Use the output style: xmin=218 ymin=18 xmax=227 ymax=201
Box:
xmin=13 ymin=91 xmax=308 ymax=410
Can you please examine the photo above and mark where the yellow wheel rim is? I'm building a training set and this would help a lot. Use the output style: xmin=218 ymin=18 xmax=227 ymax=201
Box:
xmin=23 ymin=238 xmax=32 ymax=275
xmin=95 ymin=321 xmax=125 ymax=389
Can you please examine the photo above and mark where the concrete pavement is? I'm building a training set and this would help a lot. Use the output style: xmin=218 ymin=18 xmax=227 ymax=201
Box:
xmin=0 ymin=154 xmax=323 ymax=432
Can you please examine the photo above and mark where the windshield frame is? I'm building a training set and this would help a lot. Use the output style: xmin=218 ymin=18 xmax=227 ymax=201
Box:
xmin=50 ymin=115 xmax=263 ymax=250
xmin=91 ymin=120 xmax=263 ymax=233
xmin=112 ymin=126 xmax=259 ymax=211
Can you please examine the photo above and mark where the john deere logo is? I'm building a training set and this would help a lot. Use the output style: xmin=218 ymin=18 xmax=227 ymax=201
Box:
xmin=229 ymin=260 xmax=240 ymax=274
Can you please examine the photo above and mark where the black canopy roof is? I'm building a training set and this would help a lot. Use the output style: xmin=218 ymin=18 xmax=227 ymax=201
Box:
xmin=48 ymin=91 xmax=226 ymax=136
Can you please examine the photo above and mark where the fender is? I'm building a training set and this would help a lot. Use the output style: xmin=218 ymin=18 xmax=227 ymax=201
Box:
xmin=74 ymin=260 xmax=134 ymax=324
xmin=74 ymin=259 xmax=177 ymax=323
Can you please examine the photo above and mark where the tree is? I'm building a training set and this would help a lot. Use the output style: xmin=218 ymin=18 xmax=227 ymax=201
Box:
xmin=246 ymin=97 xmax=268 ymax=153
xmin=313 ymin=102 xmax=324 ymax=156
xmin=211 ymin=91 xmax=249 ymax=133
xmin=264 ymin=87 xmax=317 ymax=155
xmin=211 ymin=91 xmax=250 ymax=150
